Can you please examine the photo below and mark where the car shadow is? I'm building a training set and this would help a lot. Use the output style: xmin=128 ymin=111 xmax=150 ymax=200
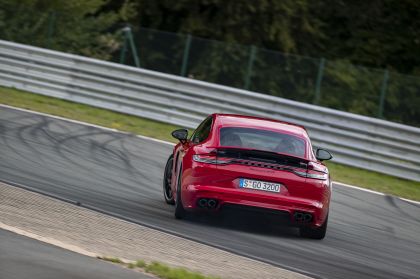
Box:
xmin=184 ymin=207 xmax=300 ymax=239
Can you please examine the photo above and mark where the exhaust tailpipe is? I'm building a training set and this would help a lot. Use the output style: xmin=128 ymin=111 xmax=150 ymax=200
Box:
xmin=198 ymin=198 xmax=208 ymax=208
xmin=303 ymin=213 xmax=313 ymax=222
xmin=207 ymin=199 xmax=217 ymax=209
xmin=294 ymin=212 xmax=312 ymax=223
xmin=294 ymin=212 xmax=304 ymax=222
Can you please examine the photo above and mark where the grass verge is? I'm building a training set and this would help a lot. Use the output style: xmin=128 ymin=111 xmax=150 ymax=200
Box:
xmin=325 ymin=162 xmax=420 ymax=201
xmin=99 ymin=257 xmax=219 ymax=279
xmin=1 ymin=86 xmax=419 ymax=201
xmin=0 ymin=86 xmax=180 ymax=143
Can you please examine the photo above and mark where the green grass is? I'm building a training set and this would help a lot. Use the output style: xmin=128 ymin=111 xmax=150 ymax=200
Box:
xmin=135 ymin=260 xmax=147 ymax=268
xmin=99 ymin=256 xmax=123 ymax=264
xmin=0 ymin=86 xmax=180 ymax=143
xmin=1 ymin=86 xmax=419 ymax=201
xmin=99 ymin=257 xmax=219 ymax=279
xmin=326 ymin=162 xmax=420 ymax=200
xmin=145 ymin=261 xmax=219 ymax=279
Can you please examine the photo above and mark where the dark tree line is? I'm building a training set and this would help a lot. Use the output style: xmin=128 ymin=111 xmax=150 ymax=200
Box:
xmin=123 ymin=0 xmax=420 ymax=75
xmin=1 ymin=0 xmax=419 ymax=74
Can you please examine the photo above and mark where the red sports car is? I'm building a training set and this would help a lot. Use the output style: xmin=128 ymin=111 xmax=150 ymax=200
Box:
xmin=163 ymin=114 xmax=332 ymax=239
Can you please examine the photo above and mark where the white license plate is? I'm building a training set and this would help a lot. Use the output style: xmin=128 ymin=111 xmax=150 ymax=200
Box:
xmin=239 ymin=179 xmax=281 ymax=193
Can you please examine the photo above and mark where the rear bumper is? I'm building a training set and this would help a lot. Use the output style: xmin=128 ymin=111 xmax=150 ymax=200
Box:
xmin=182 ymin=185 xmax=329 ymax=227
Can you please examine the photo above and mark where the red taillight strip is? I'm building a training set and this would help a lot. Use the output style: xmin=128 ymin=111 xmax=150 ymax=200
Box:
xmin=229 ymin=158 xmax=328 ymax=180
xmin=193 ymin=155 xmax=327 ymax=179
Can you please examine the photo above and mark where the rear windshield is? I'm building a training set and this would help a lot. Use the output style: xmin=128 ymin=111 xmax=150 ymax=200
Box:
xmin=219 ymin=127 xmax=306 ymax=158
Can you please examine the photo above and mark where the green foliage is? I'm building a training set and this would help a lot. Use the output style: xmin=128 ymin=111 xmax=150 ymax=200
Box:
xmin=249 ymin=50 xmax=319 ymax=102
xmin=134 ymin=28 xmax=186 ymax=73
xmin=134 ymin=27 xmax=320 ymax=101
xmin=100 ymin=256 xmax=124 ymax=263
xmin=145 ymin=261 xmax=219 ymax=279
xmin=311 ymin=1 xmax=420 ymax=74
xmin=135 ymin=260 xmax=147 ymax=268
xmin=186 ymin=38 xmax=249 ymax=88
xmin=131 ymin=0 xmax=322 ymax=55
xmin=98 ymin=256 xmax=219 ymax=279
xmin=0 ymin=0 xmax=134 ymax=60
xmin=320 ymin=60 xmax=385 ymax=116
xmin=384 ymin=73 xmax=420 ymax=126
xmin=130 ymin=0 xmax=420 ymax=75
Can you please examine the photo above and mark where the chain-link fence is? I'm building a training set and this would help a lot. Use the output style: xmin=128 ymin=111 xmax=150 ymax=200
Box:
xmin=1 ymin=8 xmax=419 ymax=127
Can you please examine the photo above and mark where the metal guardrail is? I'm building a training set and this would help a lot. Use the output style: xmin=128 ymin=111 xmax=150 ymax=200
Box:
xmin=1 ymin=39 xmax=419 ymax=182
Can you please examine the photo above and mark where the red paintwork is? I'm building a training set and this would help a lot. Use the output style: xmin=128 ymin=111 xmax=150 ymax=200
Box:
xmin=170 ymin=114 xmax=331 ymax=227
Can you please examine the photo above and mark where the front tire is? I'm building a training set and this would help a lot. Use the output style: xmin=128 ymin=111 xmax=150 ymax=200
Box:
xmin=300 ymin=214 xmax=328 ymax=240
xmin=174 ymin=165 xmax=187 ymax=219
xmin=163 ymin=155 xmax=175 ymax=205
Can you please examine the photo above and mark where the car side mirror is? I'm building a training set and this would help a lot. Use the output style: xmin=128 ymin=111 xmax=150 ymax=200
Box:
xmin=171 ymin=129 xmax=188 ymax=143
xmin=315 ymin=148 xmax=332 ymax=161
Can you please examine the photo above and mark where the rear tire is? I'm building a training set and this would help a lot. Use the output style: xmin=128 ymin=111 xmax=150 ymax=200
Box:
xmin=174 ymin=165 xmax=187 ymax=219
xmin=163 ymin=155 xmax=175 ymax=205
xmin=300 ymin=214 xmax=328 ymax=240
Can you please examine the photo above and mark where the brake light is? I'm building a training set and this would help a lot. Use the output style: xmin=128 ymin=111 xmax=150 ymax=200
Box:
xmin=193 ymin=154 xmax=232 ymax=165
xmin=293 ymin=162 xmax=328 ymax=180
xmin=308 ymin=162 xmax=327 ymax=172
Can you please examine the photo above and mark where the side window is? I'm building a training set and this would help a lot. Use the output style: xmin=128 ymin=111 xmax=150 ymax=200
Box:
xmin=191 ymin=116 xmax=213 ymax=144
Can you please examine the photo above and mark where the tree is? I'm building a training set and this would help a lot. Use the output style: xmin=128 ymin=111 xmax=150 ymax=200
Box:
xmin=0 ymin=0 xmax=134 ymax=60
xmin=129 ymin=0 xmax=323 ymax=55
xmin=312 ymin=0 xmax=420 ymax=74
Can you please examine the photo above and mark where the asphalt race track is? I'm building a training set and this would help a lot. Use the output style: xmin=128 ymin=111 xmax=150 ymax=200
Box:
xmin=1 ymin=106 xmax=420 ymax=279
xmin=0 ymin=229 xmax=152 ymax=279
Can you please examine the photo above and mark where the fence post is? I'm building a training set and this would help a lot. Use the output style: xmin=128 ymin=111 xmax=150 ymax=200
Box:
xmin=313 ymin=57 xmax=325 ymax=105
xmin=378 ymin=69 xmax=389 ymax=118
xmin=124 ymin=27 xmax=140 ymax=68
xmin=46 ymin=11 xmax=56 ymax=49
xmin=180 ymin=34 xmax=192 ymax=77
xmin=119 ymin=31 xmax=128 ymax=64
xmin=244 ymin=45 xmax=257 ymax=90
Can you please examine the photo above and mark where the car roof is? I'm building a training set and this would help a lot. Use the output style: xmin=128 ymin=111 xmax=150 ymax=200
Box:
xmin=213 ymin=114 xmax=308 ymax=138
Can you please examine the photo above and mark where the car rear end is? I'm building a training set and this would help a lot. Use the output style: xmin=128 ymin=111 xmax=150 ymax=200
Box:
xmin=182 ymin=118 xmax=331 ymax=229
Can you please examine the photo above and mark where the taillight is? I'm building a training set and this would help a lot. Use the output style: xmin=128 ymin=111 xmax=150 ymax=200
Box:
xmin=293 ymin=162 xmax=328 ymax=180
xmin=307 ymin=162 xmax=328 ymax=180
xmin=308 ymin=162 xmax=327 ymax=172
xmin=305 ymin=171 xmax=329 ymax=180
xmin=193 ymin=154 xmax=232 ymax=165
